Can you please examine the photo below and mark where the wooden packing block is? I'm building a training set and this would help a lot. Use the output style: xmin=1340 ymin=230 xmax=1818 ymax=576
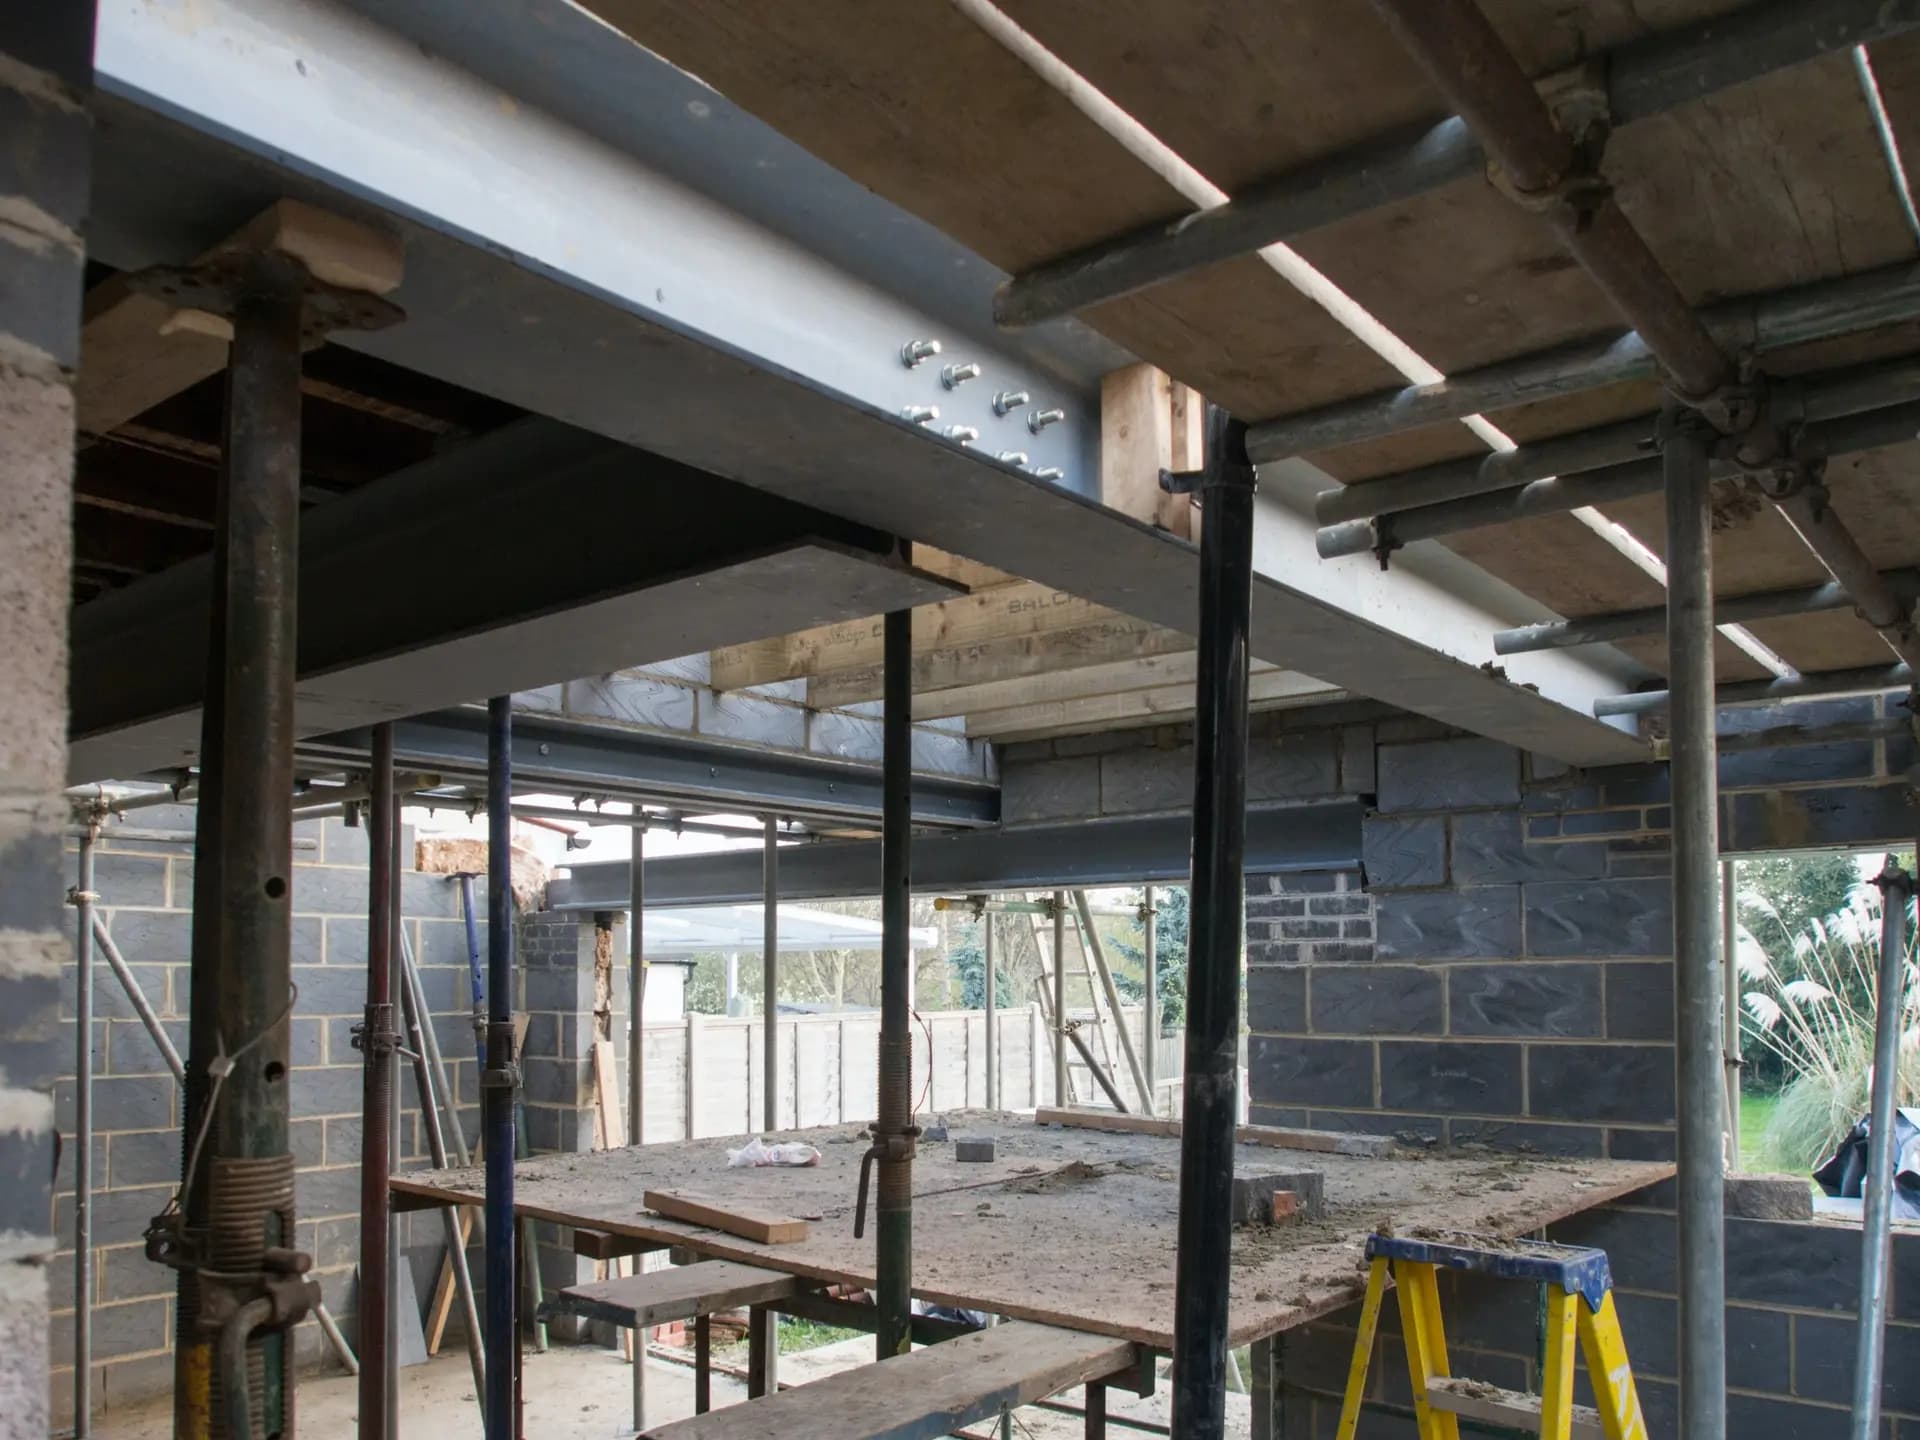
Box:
xmin=639 ymin=1319 xmax=1137 ymax=1440
xmin=643 ymin=1189 xmax=809 ymax=1245
xmin=1426 ymin=1377 xmax=1604 ymax=1439
xmin=547 ymin=1259 xmax=808 ymax=1332
xmin=1033 ymin=1106 xmax=1394 ymax=1158
xmin=78 ymin=198 xmax=404 ymax=438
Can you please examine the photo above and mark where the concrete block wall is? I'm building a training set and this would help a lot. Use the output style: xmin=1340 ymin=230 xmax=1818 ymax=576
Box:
xmin=1237 ymin=697 xmax=1920 ymax=1438
xmin=514 ymin=651 xmax=994 ymax=781
xmin=0 ymin=5 xmax=93 ymax=1429
xmin=45 ymin=813 xmax=495 ymax=1423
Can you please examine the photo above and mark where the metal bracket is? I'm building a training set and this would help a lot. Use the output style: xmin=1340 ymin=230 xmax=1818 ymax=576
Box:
xmin=351 ymin=1001 xmax=400 ymax=1057
xmin=480 ymin=1061 xmax=522 ymax=1091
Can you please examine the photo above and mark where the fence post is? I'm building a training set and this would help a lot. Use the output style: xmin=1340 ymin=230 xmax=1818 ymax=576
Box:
xmin=684 ymin=1012 xmax=698 ymax=1140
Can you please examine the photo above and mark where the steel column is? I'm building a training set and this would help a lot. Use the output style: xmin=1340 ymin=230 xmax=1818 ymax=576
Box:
xmin=630 ymin=826 xmax=646 ymax=1147
xmin=1170 ymin=409 xmax=1258 ymax=1440
xmin=358 ymin=724 xmax=398 ymax=1440
xmin=1664 ymin=413 xmax=1727 ymax=1440
xmin=483 ymin=696 xmax=518 ymax=1440
xmin=983 ymin=908 xmax=998 ymax=1109
xmin=764 ymin=816 xmax=780 ymax=1132
xmin=174 ymin=253 xmax=305 ymax=1440
xmin=1722 ymin=860 xmax=1741 ymax=1157
xmin=73 ymin=822 xmax=98 ymax=1439
xmin=1142 ymin=887 xmax=1157 ymax=1116
xmin=873 ymin=610 xmax=916 ymax=1359
xmin=1850 ymin=859 xmax=1913 ymax=1440
xmin=1053 ymin=893 xmax=1068 ymax=1105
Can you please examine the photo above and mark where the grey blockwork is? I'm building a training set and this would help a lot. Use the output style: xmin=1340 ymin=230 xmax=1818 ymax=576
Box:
xmin=1245 ymin=706 xmax=1920 ymax=1438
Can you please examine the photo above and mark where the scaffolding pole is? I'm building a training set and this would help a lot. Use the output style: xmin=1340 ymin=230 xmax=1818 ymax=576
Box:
xmin=1850 ymin=859 xmax=1913 ymax=1440
xmin=72 ymin=820 xmax=98 ymax=1439
xmin=358 ymin=724 xmax=399 ymax=1440
xmin=1664 ymin=412 xmax=1729 ymax=1440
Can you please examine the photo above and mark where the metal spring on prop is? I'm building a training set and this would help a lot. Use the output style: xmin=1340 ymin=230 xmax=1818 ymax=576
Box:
xmin=207 ymin=1155 xmax=295 ymax=1440
xmin=876 ymin=1033 xmax=915 ymax=1207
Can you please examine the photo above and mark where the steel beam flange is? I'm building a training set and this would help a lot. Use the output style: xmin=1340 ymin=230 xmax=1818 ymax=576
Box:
xmin=126 ymin=252 xmax=404 ymax=339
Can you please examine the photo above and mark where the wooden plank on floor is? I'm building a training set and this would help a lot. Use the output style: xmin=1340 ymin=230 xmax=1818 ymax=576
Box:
xmin=644 ymin=1189 xmax=809 ymax=1245
xmin=552 ymin=1259 xmax=805 ymax=1329
xmin=639 ymin=1320 xmax=1136 ymax=1440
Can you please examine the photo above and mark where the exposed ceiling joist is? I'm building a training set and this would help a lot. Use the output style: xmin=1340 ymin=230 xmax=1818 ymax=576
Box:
xmin=804 ymin=616 xmax=1194 ymax=711
xmin=965 ymin=668 xmax=1345 ymax=741
xmin=712 ymin=579 xmax=1119 ymax=691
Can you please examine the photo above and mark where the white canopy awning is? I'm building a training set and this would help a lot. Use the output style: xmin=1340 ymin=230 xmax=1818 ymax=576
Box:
xmin=638 ymin=904 xmax=938 ymax=957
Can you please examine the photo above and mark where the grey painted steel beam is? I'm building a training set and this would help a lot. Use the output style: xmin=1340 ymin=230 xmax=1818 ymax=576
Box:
xmin=89 ymin=0 xmax=1647 ymax=768
xmin=1495 ymin=570 xmax=1920 ymax=655
xmin=70 ymin=420 xmax=959 ymax=783
xmin=297 ymin=708 xmax=1000 ymax=829
xmin=998 ymin=0 xmax=1920 ymax=332
xmin=547 ymin=800 xmax=1363 ymax=909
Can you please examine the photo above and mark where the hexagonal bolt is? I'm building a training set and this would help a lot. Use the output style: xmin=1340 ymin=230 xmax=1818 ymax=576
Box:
xmin=995 ymin=450 xmax=1030 ymax=467
xmin=940 ymin=361 xmax=982 ymax=389
xmin=1034 ymin=466 xmax=1064 ymax=481
xmin=1027 ymin=406 xmax=1066 ymax=434
xmin=992 ymin=389 xmax=1030 ymax=416
xmin=944 ymin=425 xmax=980 ymax=444
xmin=900 ymin=338 xmax=943 ymax=368
xmin=901 ymin=404 xmax=940 ymax=424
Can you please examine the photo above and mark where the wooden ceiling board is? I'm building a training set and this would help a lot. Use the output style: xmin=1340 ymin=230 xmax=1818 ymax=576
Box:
xmin=1084 ymin=259 xmax=1407 ymax=420
xmin=995 ymin=0 xmax=1749 ymax=192
xmin=576 ymin=0 xmax=1404 ymax=419
xmin=1738 ymin=609 xmax=1900 ymax=673
xmin=1605 ymin=56 xmax=1915 ymax=306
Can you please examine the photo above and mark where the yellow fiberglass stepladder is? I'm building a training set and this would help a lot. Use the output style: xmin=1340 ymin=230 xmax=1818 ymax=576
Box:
xmin=1337 ymin=1232 xmax=1648 ymax=1440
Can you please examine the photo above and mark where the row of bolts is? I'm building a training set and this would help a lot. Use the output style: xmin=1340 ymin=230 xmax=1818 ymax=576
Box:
xmin=899 ymin=337 xmax=1065 ymax=479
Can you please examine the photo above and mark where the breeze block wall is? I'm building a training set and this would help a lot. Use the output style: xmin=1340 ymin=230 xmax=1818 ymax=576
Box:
xmin=1242 ymin=697 xmax=1920 ymax=1438
xmin=47 ymin=812 xmax=496 ymax=1424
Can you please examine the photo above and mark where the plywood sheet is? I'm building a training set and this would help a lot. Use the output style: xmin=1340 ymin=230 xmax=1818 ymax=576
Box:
xmin=393 ymin=1113 xmax=1669 ymax=1349
xmin=998 ymin=0 xmax=1750 ymax=192
xmin=573 ymin=0 xmax=1408 ymax=420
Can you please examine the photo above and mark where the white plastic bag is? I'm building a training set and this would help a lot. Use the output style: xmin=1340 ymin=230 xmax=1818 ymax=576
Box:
xmin=726 ymin=1136 xmax=821 ymax=1168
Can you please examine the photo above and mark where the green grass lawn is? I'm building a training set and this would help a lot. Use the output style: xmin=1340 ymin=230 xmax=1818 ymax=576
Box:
xmin=1740 ymin=1090 xmax=1780 ymax=1171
